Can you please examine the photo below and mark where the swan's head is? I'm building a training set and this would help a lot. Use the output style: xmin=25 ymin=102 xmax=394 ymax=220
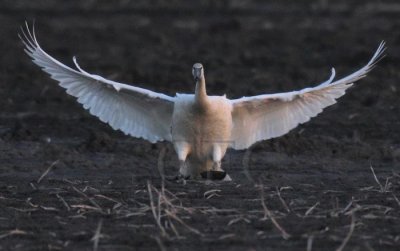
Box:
xmin=192 ymin=63 xmax=204 ymax=81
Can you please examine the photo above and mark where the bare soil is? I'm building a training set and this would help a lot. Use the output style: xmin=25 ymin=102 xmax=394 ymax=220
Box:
xmin=1 ymin=1 xmax=400 ymax=250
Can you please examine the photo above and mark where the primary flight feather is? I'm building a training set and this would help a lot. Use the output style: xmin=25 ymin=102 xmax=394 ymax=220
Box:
xmin=20 ymin=23 xmax=385 ymax=180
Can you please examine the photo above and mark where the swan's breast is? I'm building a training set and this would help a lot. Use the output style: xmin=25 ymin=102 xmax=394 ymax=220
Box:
xmin=171 ymin=94 xmax=233 ymax=159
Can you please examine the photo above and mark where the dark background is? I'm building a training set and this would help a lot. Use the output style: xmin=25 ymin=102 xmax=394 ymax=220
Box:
xmin=1 ymin=0 xmax=399 ymax=250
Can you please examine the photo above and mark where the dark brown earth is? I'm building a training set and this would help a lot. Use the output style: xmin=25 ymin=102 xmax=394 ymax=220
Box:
xmin=1 ymin=1 xmax=400 ymax=250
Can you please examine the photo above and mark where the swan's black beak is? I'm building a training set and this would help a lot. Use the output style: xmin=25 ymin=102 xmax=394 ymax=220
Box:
xmin=193 ymin=68 xmax=202 ymax=81
xmin=192 ymin=63 xmax=204 ymax=81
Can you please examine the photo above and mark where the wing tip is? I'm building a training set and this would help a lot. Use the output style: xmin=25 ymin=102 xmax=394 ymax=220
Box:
xmin=329 ymin=41 xmax=386 ymax=86
xmin=19 ymin=21 xmax=42 ymax=57
xmin=368 ymin=40 xmax=386 ymax=68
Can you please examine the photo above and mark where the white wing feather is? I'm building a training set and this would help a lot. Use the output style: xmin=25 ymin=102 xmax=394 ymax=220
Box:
xmin=20 ymin=23 xmax=175 ymax=143
xmin=230 ymin=42 xmax=385 ymax=150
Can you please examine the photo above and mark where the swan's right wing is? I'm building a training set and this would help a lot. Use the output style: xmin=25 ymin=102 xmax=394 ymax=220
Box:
xmin=230 ymin=42 xmax=385 ymax=150
xmin=20 ymin=23 xmax=175 ymax=143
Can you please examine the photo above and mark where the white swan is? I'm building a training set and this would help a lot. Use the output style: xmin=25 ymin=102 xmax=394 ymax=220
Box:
xmin=20 ymin=24 xmax=385 ymax=180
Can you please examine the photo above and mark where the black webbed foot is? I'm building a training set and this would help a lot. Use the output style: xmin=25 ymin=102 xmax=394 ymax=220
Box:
xmin=166 ymin=174 xmax=190 ymax=181
xmin=200 ymin=170 xmax=227 ymax=180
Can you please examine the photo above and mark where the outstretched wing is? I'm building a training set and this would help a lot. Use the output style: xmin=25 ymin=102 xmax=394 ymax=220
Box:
xmin=230 ymin=42 xmax=385 ymax=150
xmin=20 ymin=23 xmax=175 ymax=143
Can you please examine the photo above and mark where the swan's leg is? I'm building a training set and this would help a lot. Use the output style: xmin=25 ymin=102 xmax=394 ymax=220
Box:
xmin=212 ymin=145 xmax=223 ymax=172
xmin=210 ymin=145 xmax=231 ymax=181
xmin=174 ymin=141 xmax=191 ymax=179
xmin=178 ymin=160 xmax=190 ymax=179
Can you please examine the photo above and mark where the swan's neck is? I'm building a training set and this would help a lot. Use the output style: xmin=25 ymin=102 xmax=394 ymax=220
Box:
xmin=195 ymin=77 xmax=208 ymax=108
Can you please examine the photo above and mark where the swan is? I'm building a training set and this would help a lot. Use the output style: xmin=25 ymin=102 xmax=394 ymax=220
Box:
xmin=20 ymin=23 xmax=385 ymax=181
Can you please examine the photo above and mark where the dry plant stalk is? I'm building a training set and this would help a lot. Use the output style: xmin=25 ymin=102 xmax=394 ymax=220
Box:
xmin=91 ymin=219 xmax=103 ymax=251
xmin=307 ymin=235 xmax=314 ymax=251
xmin=165 ymin=209 xmax=202 ymax=235
xmin=336 ymin=214 xmax=356 ymax=251
xmin=37 ymin=160 xmax=59 ymax=183
xmin=219 ymin=233 xmax=236 ymax=240
xmin=392 ymin=193 xmax=400 ymax=207
xmin=340 ymin=198 xmax=353 ymax=215
xmin=204 ymin=189 xmax=221 ymax=199
xmin=259 ymin=185 xmax=291 ymax=240
xmin=147 ymin=181 xmax=202 ymax=239
xmin=147 ymin=182 xmax=167 ymax=237
xmin=152 ymin=236 xmax=167 ymax=251
xmin=56 ymin=193 xmax=71 ymax=211
xmin=72 ymin=186 xmax=103 ymax=212
xmin=0 ymin=229 xmax=29 ymax=239
xmin=305 ymin=202 xmax=320 ymax=216
xmin=276 ymin=187 xmax=291 ymax=213
xmin=369 ymin=164 xmax=391 ymax=192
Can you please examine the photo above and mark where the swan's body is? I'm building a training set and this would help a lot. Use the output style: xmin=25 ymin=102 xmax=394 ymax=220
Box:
xmin=20 ymin=24 xmax=385 ymax=180
xmin=172 ymin=93 xmax=233 ymax=178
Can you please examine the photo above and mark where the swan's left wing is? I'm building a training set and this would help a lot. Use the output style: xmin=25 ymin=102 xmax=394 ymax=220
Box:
xmin=20 ymin=23 xmax=175 ymax=143
xmin=230 ymin=42 xmax=385 ymax=150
